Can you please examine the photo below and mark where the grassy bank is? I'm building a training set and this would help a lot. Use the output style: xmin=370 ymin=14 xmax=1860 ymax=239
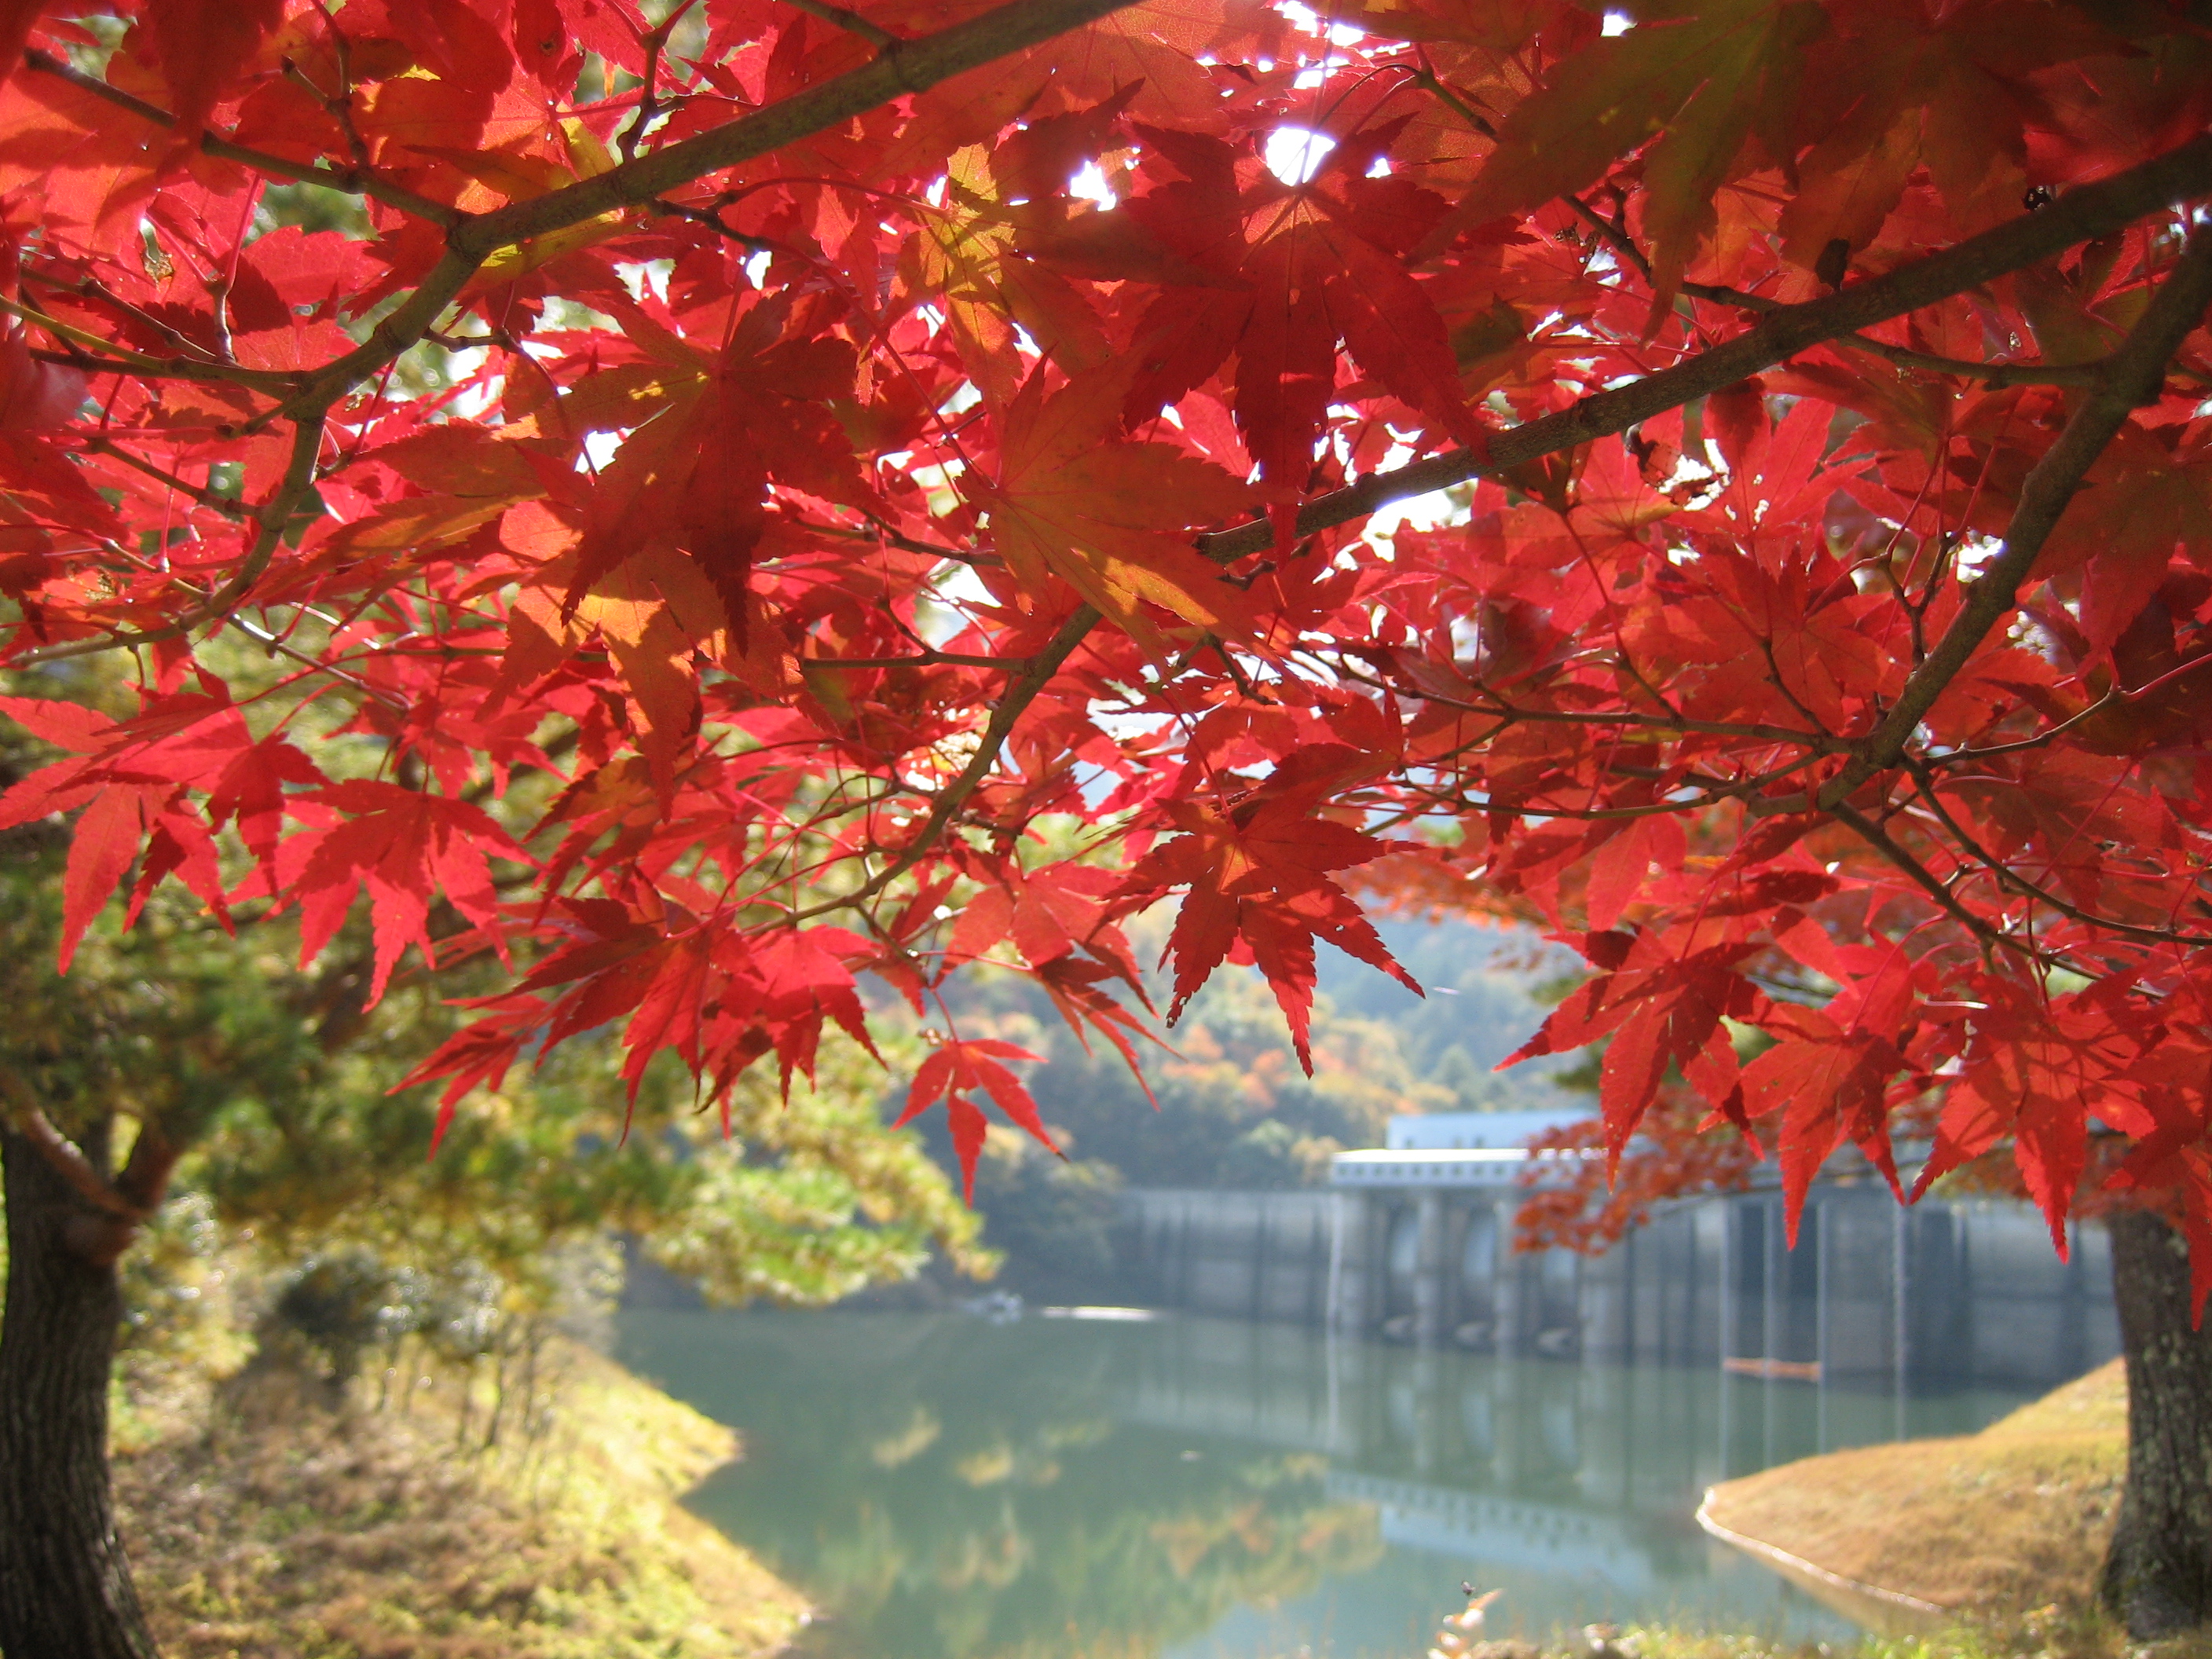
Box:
xmin=1422 ymin=1363 xmax=2164 ymax=1659
xmin=1697 ymin=1361 xmax=2126 ymax=1621
xmin=115 ymin=1335 xmax=809 ymax=1659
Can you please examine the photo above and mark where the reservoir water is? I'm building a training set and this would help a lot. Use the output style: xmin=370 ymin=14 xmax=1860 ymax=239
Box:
xmin=615 ymin=1308 xmax=2047 ymax=1659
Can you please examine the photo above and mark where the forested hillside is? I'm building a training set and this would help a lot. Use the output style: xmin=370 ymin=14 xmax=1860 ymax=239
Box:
xmin=910 ymin=920 xmax=1587 ymax=1291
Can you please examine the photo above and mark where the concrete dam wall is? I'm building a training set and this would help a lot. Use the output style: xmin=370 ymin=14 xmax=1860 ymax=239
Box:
xmin=1115 ymin=1184 xmax=2117 ymax=1393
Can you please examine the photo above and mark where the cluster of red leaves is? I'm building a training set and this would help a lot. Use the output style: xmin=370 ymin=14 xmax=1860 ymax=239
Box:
xmin=2 ymin=0 xmax=2212 ymax=1269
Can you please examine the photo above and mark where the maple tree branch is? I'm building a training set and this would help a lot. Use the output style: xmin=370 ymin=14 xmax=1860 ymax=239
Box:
xmin=5 ymin=4 xmax=1159 ymax=660
xmin=811 ymin=650 xmax=1025 ymax=669
xmin=13 ymin=0 xmax=1150 ymax=668
xmin=1562 ymin=198 xmax=2103 ymax=387
xmin=456 ymin=0 xmax=1146 ymax=251
xmin=0 ymin=1090 xmax=145 ymax=1222
xmin=25 ymin=270 xmax=185 ymax=346
xmin=1401 ymin=760 xmax=1822 ymax=822
xmin=9 ymin=0 xmax=1150 ymax=511
xmin=1821 ymin=229 xmax=2212 ymax=806
xmin=259 ymin=249 xmax=482 ymax=427
xmin=789 ymin=512 xmax=1005 ymax=569
xmin=249 ymin=0 xmax=1143 ymax=432
xmin=227 ymin=612 xmax=408 ymax=707
xmin=1328 ymin=654 xmax=1843 ymax=749
xmin=25 ymin=269 xmax=258 ymax=371
xmin=1407 ymin=58 xmax=1496 ymax=139
xmin=617 ymin=0 xmax=701 ymax=165
xmin=113 ymin=1117 xmax=181 ymax=1218
xmin=27 ymin=349 xmax=280 ymax=386
xmin=82 ymin=438 xmax=249 ymax=518
xmin=21 ymin=49 xmax=463 ymax=227
xmin=281 ymin=56 xmax=373 ymax=171
xmin=1916 ymin=675 xmax=2185 ymax=764
xmin=1822 ymin=335 xmax=2104 ymax=388
xmin=1197 ymin=132 xmax=2212 ymax=563
xmin=0 ymin=295 xmax=301 ymax=391
xmin=650 ymin=196 xmax=778 ymax=251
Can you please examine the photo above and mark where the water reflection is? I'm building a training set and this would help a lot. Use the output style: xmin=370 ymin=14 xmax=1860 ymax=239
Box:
xmin=616 ymin=1310 xmax=2039 ymax=1659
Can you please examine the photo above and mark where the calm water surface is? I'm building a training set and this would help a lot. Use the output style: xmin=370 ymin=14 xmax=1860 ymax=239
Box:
xmin=615 ymin=1309 xmax=2039 ymax=1659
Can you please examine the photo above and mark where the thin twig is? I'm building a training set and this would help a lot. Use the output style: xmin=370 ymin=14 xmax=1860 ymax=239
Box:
xmin=24 ymin=49 xmax=463 ymax=226
xmin=82 ymin=438 xmax=247 ymax=517
xmin=1825 ymin=799 xmax=2037 ymax=961
xmin=20 ymin=416 xmax=328 ymax=664
xmin=808 ymin=648 xmax=1030 ymax=670
xmin=0 ymin=294 xmax=299 ymax=391
xmin=26 ymin=269 xmax=231 ymax=364
xmin=1328 ymin=655 xmax=1848 ymax=750
xmin=780 ymin=0 xmax=902 ymax=48
xmin=789 ymin=605 xmax=1101 ymax=923
xmin=1902 ymin=759 xmax=2212 ymax=947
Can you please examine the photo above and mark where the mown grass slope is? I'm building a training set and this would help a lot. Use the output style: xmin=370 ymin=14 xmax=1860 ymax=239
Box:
xmin=1700 ymin=1361 xmax=2126 ymax=1615
xmin=116 ymin=1337 xmax=809 ymax=1659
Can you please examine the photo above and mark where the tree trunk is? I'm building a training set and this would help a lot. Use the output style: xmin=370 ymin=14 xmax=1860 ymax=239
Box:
xmin=0 ymin=1123 xmax=159 ymax=1659
xmin=2103 ymin=1207 xmax=2212 ymax=1638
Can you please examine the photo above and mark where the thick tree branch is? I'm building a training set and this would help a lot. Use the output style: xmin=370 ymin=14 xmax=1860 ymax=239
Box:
xmin=112 ymin=1119 xmax=179 ymax=1219
xmin=454 ymin=0 xmax=1146 ymax=252
xmin=0 ymin=1094 xmax=141 ymax=1223
xmin=20 ymin=0 xmax=1145 ymax=663
xmin=1819 ymin=229 xmax=2212 ymax=806
xmin=1198 ymin=134 xmax=2212 ymax=563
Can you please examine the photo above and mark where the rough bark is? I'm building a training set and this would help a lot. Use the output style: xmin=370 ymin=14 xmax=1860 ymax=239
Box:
xmin=0 ymin=1122 xmax=159 ymax=1659
xmin=2103 ymin=1207 xmax=2212 ymax=1638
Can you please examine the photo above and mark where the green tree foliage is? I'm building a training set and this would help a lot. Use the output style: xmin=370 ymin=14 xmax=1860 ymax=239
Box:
xmin=200 ymin=1027 xmax=990 ymax=1320
xmin=0 ymin=710 xmax=987 ymax=1358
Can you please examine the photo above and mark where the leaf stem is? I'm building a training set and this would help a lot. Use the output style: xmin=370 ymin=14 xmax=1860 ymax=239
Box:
xmin=779 ymin=0 xmax=902 ymax=49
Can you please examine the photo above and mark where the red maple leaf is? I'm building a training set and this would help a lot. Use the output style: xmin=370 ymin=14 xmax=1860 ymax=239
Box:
xmin=1061 ymin=122 xmax=1485 ymax=532
xmin=1118 ymin=745 xmax=1419 ymax=1070
xmin=894 ymin=1036 xmax=1053 ymax=1201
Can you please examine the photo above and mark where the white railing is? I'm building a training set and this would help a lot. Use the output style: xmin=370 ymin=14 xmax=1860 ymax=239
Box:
xmin=1329 ymin=1147 xmax=1602 ymax=1188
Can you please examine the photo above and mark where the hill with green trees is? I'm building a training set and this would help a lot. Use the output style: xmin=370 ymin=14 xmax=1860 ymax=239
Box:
xmin=908 ymin=921 xmax=1588 ymax=1295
